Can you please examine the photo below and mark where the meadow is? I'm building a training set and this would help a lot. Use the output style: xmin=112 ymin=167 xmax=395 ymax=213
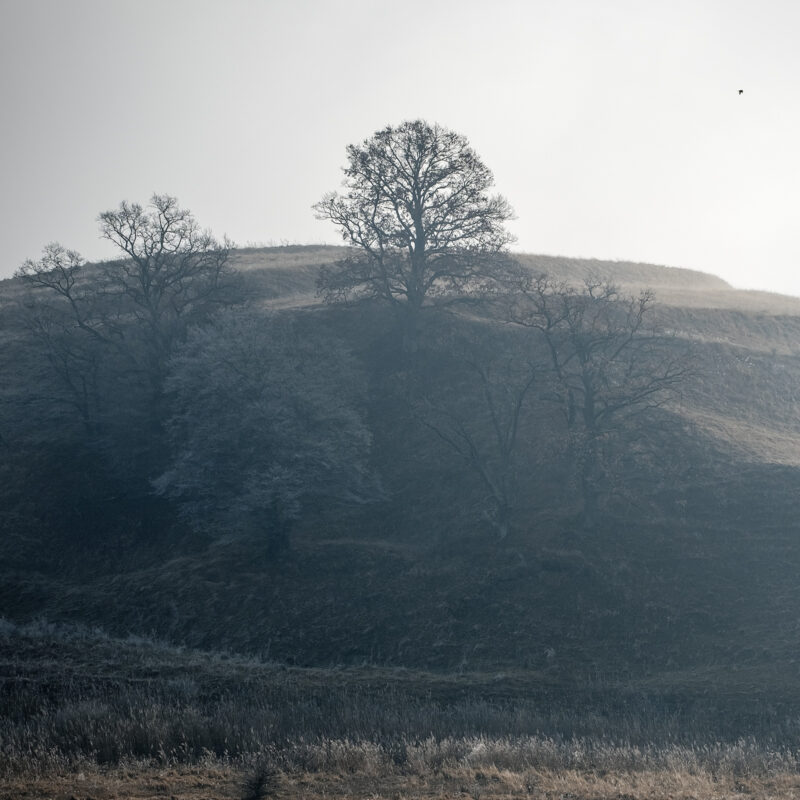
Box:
xmin=5 ymin=620 xmax=800 ymax=798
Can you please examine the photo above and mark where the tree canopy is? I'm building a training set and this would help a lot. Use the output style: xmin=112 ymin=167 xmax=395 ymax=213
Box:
xmin=154 ymin=309 xmax=379 ymax=552
xmin=315 ymin=120 xmax=514 ymax=349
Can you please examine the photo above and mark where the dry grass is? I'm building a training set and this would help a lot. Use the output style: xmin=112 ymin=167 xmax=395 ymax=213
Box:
xmin=682 ymin=409 xmax=800 ymax=465
xmin=7 ymin=623 xmax=800 ymax=799
xmin=7 ymin=623 xmax=800 ymax=778
xmin=513 ymin=253 xmax=731 ymax=291
xmin=514 ymin=252 xmax=800 ymax=314
xmin=7 ymin=742 xmax=800 ymax=799
xmin=229 ymin=245 xmax=348 ymax=270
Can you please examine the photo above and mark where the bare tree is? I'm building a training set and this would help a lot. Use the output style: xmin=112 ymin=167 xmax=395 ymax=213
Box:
xmin=15 ymin=197 xmax=241 ymax=471
xmin=315 ymin=120 xmax=515 ymax=351
xmin=510 ymin=275 xmax=691 ymax=525
xmin=14 ymin=244 xmax=129 ymax=439
xmin=97 ymin=194 xmax=239 ymax=401
xmin=16 ymin=244 xmax=107 ymax=340
xmin=412 ymin=324 xmax=541 ymax=539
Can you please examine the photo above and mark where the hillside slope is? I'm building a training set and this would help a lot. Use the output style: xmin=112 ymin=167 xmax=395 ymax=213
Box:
xmin=229 ymin=244 xmax=800 ymax=315
xmin=2 ymin=246 xmax=800 ymax=685
xmin=228 ymin=246 xmax=800 ymax=465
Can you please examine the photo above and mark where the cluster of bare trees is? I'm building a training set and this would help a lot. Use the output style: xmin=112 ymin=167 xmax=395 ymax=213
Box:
xmin=399 ymin=279 xmax=690 ymax=537
xmin=318 ymin=120 xmax=693 ymax=534
xmin=9 ymin=196 xmax=377 ymax=551
xmin=16 ymin=196 xmax=239 ymax=451
xmin=4 ymin=119 xmax=694 ymax=554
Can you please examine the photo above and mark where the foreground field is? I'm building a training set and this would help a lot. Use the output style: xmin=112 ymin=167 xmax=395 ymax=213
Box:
xmin=6 ymin=623 xmax=800 ymax=799
xmin=8 ymin=757 xmax=800 ymax=800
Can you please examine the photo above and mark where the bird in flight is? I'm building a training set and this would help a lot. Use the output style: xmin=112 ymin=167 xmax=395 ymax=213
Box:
xmin=739 ymin=89 xmax=744 ymax=95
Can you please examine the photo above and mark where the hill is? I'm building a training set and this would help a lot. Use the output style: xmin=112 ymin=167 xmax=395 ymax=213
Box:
xmin=2 ymin=244 xmax=800 ymax=687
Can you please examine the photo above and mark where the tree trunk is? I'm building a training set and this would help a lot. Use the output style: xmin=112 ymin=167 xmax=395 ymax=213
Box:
xmin=400 ymin=299 xmax=423 ymax=355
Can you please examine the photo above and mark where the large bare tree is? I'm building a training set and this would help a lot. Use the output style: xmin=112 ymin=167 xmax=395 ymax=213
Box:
xmin=315 ymin=120 xmax=515 ymax=351
xmin=510 ymin=275 xmax=692 ymax=525
xmin=96 ymin=193 xmax=238 ymax=396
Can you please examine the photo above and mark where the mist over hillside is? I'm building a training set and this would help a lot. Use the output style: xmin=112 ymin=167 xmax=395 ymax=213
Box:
xmin=225 ymin=245 xmax=800 ymax=466
xmin=3 ymin=243 xmax=800 ymax=675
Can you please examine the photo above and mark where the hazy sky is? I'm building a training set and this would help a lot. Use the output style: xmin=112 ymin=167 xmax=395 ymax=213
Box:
xmin=2 ymin=0 xmax=799 ymax=295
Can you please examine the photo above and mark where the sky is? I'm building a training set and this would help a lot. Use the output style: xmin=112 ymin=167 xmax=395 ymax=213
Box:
xmin=2 ymin=0 xmax=800 ymax=295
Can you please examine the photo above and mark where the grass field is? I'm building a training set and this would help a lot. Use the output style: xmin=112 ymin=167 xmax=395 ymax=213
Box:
xmin=5 ymin=621 xmax=800 ymax=798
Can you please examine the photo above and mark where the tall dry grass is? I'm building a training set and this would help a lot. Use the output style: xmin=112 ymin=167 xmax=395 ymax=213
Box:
xmin=4 ymin=620 xmax=800 ymax=784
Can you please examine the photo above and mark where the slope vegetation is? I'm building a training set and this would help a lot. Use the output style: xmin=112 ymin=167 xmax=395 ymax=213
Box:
xmin=2 ymin=245 xmax=800 ymax=689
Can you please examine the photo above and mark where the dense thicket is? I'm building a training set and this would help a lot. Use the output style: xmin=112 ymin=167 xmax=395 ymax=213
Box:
xmin=154 ymin=308 xmax=378 ymax=553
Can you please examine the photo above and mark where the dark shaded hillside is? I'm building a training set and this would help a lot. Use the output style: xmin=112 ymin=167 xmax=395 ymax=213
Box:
xmin=2 ymin=246 xmax=800 ymax=688
xmin=4 ymin=424 xmax=800 ymax=679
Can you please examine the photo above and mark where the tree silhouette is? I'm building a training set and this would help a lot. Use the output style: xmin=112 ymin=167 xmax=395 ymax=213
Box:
xmin=315 ymin=120 xmax=514 ymax=351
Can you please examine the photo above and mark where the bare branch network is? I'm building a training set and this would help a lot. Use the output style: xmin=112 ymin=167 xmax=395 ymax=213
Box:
xmin=315 ymin=119 xmax=515 ymax=349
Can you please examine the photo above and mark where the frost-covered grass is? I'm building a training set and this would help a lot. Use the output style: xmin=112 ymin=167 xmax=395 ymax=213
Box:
xmin=4 ymin=619 xmax=800 ymax=793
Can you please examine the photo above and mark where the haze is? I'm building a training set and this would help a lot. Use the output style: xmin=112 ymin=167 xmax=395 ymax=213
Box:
xmin=2 ymin=0 xmax=798 ymax=295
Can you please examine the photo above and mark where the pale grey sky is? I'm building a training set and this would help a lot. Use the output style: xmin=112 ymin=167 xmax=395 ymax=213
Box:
xmin=2 ymin=0 xmax=799 ymax=294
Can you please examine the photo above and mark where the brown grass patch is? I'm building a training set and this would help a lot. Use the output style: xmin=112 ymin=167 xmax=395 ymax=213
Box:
xmin=6 ymin=759 xmax=800 ymax=800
